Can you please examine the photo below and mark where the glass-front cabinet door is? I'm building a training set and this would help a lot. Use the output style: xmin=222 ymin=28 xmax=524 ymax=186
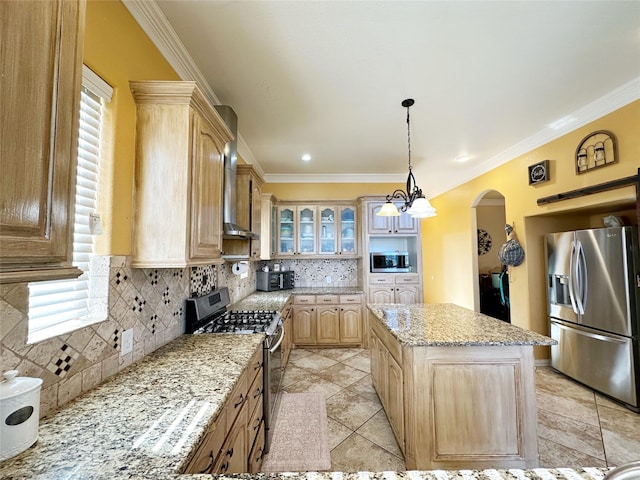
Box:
xmin=320 ymin=207 xmax=337 ymax=254
xmin=297 ymin=206 xmax=317 ymax=255
xmin=278 ymin=206 xmax=295 ymax=255
xmin=339 ymin=206 xmax=357 ymax=255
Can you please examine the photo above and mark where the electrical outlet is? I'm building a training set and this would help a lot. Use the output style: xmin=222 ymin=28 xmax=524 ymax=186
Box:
xmin=121 ymin=328 xmax=133 ymax=356
xmin=325 ymin=276 xmax=332 ymax=284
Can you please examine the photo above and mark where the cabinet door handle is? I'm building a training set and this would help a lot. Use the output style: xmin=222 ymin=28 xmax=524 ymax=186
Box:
xmin=253 ymin=388 xmax=262 ymax=399
xmin=198 ymin=451 xmax=215 ymax=474
xmin=227 ymin=447 xmax=234 ymax=457
xmin=234 ymin=394 xmax=244 ymax=408
xmin=220 ymin=461 xmax=229 ymax=473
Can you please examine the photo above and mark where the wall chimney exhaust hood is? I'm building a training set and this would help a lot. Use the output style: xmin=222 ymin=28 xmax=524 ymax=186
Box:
xmin=215 ymin=105 xmax=259 ymax=240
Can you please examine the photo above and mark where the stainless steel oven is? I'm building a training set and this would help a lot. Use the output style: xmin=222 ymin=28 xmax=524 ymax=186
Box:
xmin=185 ymin=288 xmax=285 ymax=453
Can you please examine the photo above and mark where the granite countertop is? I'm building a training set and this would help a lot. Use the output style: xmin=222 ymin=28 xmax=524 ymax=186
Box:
xmin=230 ymin=288 xmax=365 ymax=312
xmin=0 ymin=318 xmax=599 ymax=479
xmin=0 ymin=334 xmax=264 ymax=480
xmin=367 ymin=303 xmax=555 ymax=347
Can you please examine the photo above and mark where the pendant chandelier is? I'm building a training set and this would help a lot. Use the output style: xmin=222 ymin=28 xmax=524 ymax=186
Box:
xmin=376 ymin=98 xmax=437 ymax=218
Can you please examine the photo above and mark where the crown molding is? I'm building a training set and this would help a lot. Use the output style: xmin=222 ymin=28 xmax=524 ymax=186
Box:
xmin=121 ymin=0 xmax=258 ymax=167
xmin=263 ymin=173 xmax=407 ymax=184
xmin=430 ymin=76 xmax=640 ymax=198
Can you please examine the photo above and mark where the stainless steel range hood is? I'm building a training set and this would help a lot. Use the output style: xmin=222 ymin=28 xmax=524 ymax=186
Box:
xmin=215 ymin=105 xmax=259 ymax=240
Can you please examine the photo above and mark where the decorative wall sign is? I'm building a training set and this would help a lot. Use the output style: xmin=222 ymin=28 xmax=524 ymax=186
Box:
xmin=528 ymin=160 xmax=550 ymax=185
xmin=575 ymin=130 xmax=617 ymax=174
xmin=477 ymin=229 xmax=492 ymax=255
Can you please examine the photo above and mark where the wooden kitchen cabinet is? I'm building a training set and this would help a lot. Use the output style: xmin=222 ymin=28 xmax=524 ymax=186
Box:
xmin=185 ymin=344 xmax=264 ymax=475
xmin=292 ymin=294 xmax=363 ymax=346
xmin=129 ymin=81 xmax=233 ymax=268
xmin=369 ymin=322 xmax=404 ymax=452
xmin=223 ymin=164 xmax=264 ymax=260
xmin=318 ymin=205 xmax=358 ymax=256
xmin=0 ymin=0 xmax=85 ymax=283
xmin=366 ymin=202 xmax=418 ymax=235
xmin=277 ymin=205 xmax=318 ymax=256
xmin=368 ymin=273 xmax=421 ymax=304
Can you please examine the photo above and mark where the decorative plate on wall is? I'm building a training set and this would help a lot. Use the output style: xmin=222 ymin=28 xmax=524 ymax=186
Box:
xmin=477 ymin=229 xmax=492 ymax=255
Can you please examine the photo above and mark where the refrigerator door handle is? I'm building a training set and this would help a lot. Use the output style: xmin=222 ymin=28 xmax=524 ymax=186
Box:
xmin=551 ymin=320 xmax=628 ymax=345
xmin=576 ymin=241 xmax=588 ymax=314
xmin=568 ymin=242 xmax=580 ymax=314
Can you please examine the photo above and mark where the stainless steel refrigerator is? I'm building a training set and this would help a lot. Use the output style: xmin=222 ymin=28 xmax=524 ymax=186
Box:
xmin=546 ymin=226 xmax=640 ymax=411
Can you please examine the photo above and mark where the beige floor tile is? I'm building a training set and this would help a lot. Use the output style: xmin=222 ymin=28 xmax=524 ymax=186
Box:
xmin=282 ymin=375 xmax=344 ymax=399
xmin=345 ymin=374 xmax=380 ymax=403
xmin=597 ymin=402 xmax=640 ymax=467
xmin=290 ymin=352 xmax=338 ymax=372
xmin=314 ymin=347 xmax=363 ymax=362
xmin=330 ymin=432 xmax=405 ymax=472
xmin=281 ymin=364 xmax=314 ymax=388
xmin=537 ymin=408 xmax=605 ymax=460
xmin=326 ymin=389 xmax=382 ymax=431
xmin=328 ymin=417 xmax=354 ymax=450
xmin=535 ymin=367 xmax=600 ymax=427
xmin=355 ymin=409 xmax=402 ymax=458
xmin=538 ymin=436 xmax=607 ymax=468
xmin=317 ymin=362 xmax=368 ymax=388
xmin=287 ymin=348 xmax=314 ymax=362
xmin=341 ymin=351 xmax=371 ymax=373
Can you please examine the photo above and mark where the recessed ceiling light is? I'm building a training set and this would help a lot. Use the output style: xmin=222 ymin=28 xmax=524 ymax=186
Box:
xmin=301 ymin=154 xmax=312 ymax=162
xmin=455 ymin=155 xmax=471 ymax=163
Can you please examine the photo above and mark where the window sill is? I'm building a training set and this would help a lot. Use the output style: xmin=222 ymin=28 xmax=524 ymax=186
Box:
xmin=28 ymin=314 xmax=108 ymax=345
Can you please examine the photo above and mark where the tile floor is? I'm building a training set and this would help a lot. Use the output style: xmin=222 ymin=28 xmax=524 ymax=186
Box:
xmin=280 ymin=347 xmax=640 ymax=472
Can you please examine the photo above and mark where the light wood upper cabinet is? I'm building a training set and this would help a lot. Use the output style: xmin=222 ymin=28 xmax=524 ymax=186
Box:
xmin=0 ymin=0 xmax=85 ymax=283
xmin=367 ymin=202 xmax=418 ymax=235
xmin=129 ymin=81 xmax=233 ymax=268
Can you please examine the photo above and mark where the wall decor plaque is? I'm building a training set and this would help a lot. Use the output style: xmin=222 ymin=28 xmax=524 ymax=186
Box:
xmin=575 ymin=130 xmax=617 ymax=174
xmin=528 ymin=160 xmax=550 ymax=185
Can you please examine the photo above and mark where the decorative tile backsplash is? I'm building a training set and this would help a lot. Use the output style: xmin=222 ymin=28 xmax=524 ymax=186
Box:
xmin=0 ymin=255 xmax=358 ymax=417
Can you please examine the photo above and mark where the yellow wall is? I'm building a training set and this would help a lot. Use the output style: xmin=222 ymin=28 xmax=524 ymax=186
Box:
xmin=84 ymin=0 xmax=179 ymax=254
xmin=422 ymin=100 xmax=639 ymax=357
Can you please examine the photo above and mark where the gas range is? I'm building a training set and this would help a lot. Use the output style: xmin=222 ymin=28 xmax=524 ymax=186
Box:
xmin=185 ymin=288 xmax=281 ymax=336
xmin=193 ymin=310 xmax=280 ymax=334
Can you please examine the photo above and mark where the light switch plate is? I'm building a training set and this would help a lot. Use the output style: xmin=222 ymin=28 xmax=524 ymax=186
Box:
xmin=121 ymin=329 xmax=133 ymax=356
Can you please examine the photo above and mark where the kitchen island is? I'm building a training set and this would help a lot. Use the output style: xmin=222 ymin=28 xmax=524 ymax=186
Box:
xmin=367 ymin=303 xmax=556 ymax=471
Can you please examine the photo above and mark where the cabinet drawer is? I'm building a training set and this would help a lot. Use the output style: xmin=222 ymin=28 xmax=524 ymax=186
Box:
xmin=226 ymin=374 xmax=248 ymax=428
xmin=248 ymin=348 xmax=264 ymax=385
xmin=248 ymin=420 xmax=266 ymax=473
xmin=247 ymin=369 xmax=263 ymax=418
xmin=317 ymin=294 xmax=339 ymax=304
xmin=294 ymin=295 xmax=316 ymax=304
xmin=340 ymin=294 xmax=362 ymax=304
xmin=369 ymin=274 xmax=394 ymax=285
xmin=371 ymin=316 xmax=402 ymax=365
xmin=395 ymin=274 xmax=420 ymax=284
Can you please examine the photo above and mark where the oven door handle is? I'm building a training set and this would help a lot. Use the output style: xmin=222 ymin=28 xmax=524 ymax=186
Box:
xmin=269 ymin=326 xmax=285 ymax=354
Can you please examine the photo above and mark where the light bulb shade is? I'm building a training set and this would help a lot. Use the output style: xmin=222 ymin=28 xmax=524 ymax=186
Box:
xmin=407 ymin=197 xmax=437 ymax=218
xmin=376 ymin=201 xmax=401 ymax=217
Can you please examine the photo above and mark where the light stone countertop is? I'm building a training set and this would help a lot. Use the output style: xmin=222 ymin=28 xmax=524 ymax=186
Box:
xmin=230 ymin=288 xmax=364 ymax=312
xmin=367 ymin=303 xmax=555 ymax=346
xmin=0 ymin=322 xmax=599 ymax=480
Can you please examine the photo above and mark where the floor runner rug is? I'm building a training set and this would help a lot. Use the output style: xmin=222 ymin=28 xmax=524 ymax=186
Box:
xmin=261 ymin=392 xmax=331 ymax=472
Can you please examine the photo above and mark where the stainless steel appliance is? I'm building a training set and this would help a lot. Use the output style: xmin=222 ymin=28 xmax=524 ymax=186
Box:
xmin=185 ymin=288 xmax=284 ymax=451
xmin=545 ymin=226 xmax=640 ymax=411
xmin=370 ymin=251 xmax=411 ymax=273
xmin=256 ymin=270 xmax=294 ymax=292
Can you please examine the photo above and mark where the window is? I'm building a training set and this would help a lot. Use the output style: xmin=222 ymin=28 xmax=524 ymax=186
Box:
xmin=28 ymin=66 xmax=113 ymax=343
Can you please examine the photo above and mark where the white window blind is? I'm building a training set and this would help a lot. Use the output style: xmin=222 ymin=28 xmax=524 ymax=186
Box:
xmin=28 ymin=82 xmax=106 ymax=335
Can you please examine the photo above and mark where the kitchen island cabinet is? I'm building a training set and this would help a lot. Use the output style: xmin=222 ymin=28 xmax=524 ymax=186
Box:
xmin=368 ymin=303 xmax=555 ymax=470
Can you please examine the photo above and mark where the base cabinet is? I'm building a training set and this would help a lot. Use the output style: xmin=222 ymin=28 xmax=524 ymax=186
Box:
xmin=369 ymin=312 xmax=539 ymax=470
xmin=292 ymin=294 xmax=363 ymax=346
xmin=185 ymin=345 xmax=264 ymax=474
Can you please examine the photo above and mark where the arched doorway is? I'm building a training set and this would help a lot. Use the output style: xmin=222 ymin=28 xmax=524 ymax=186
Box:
xmin=471 ymin=190 xmax=509 ymax=321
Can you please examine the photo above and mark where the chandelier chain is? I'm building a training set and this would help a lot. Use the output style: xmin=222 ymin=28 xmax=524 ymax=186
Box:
xmin=406 ymin=104 xmax=412 ymax=171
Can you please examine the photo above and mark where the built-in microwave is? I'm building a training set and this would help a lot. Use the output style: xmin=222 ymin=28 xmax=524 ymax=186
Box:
xmin=370 ymin=252 xmax=411 ymax=273
xmin=257 ymin=270 xmax=295 ymax=291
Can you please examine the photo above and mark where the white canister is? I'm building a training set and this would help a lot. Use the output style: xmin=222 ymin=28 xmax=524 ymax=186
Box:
xmin=0 ymin=370 xmax=43 ymax=461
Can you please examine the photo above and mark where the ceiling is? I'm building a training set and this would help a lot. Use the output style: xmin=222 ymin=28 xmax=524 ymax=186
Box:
xmin=133 ymin=1 xmax=640 ymax=197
